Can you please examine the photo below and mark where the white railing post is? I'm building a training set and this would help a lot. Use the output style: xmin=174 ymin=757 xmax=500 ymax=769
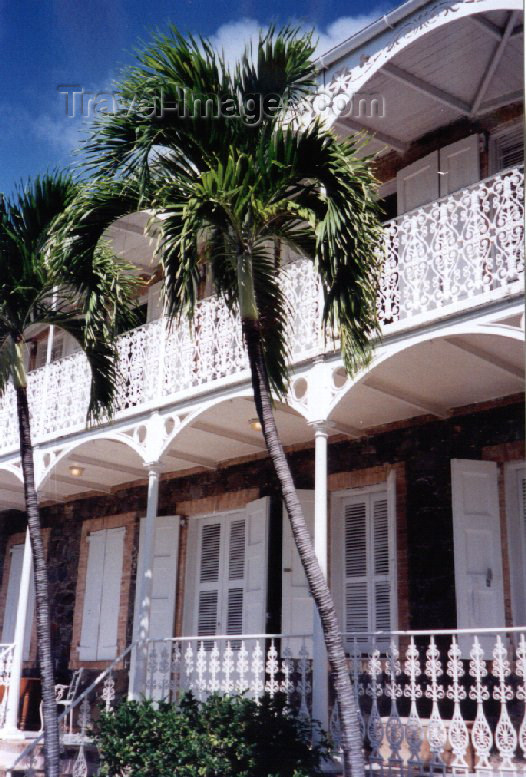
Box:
xmin=311 ymin=422 xmax=330 ymax=731
xmin=1 ymin=529 xmax=32 ymax=739
xmin=130 ymin=463 xmax=161 ymax=699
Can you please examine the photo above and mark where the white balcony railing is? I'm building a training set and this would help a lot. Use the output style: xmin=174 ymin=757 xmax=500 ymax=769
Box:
xmin=0 ymin=166 xmax=522 ymax=458
xmin=143 ymin=628 xmax=526 ymax=772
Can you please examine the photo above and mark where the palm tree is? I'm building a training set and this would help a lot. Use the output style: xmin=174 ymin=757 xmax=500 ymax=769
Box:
xmin=0 ymin=173 xmax=137 ymax=777
xmin=79 ymin=28 xmax=382 ymax=777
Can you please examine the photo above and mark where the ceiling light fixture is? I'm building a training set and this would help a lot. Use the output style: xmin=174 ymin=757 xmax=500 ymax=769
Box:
xmin=248 ymin=418 xmax=262 ymax=432
xmin=69 ymin=465 xmax=84 ymax=478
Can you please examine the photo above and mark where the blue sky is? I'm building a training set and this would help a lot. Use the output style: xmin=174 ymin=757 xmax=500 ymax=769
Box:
xmin=0 ymin=0 xmax=391 ymax=195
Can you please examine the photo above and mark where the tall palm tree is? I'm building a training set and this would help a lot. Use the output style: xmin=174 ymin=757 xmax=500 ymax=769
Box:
xmin=0 ymin=173 xmax=137 ymax=777
xmin=79 ymin=28 xmax=382 ymax=777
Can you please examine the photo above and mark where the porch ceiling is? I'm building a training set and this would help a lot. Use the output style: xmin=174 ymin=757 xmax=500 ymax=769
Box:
xmin=335 ymin=10 xmax=524 ymax=154
xmin=330 ymin=330 xmax=524 ymax=432
xmin=105 ymin=211 xmax=157 ymax=271
xmin=163 ymin=398 xmax=312 ymax=472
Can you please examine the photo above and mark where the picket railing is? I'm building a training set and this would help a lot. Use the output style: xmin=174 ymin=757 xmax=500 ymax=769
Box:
xmin=332 ymin=626 xmax=526 ymax=773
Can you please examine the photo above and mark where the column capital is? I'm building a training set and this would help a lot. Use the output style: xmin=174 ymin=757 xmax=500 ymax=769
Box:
xmin=144 ymin=461 xmax=162 ymax=476
xmin=308 ymin=420 xmax=334 ymax=435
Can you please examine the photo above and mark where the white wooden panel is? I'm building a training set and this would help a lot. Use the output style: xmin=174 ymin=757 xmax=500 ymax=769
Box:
xmin=396 ymin=150 xmax=439 ymax=214
xmin=79 ymin=530 xmax=106 ymax=661
xmin=1 ymin=545 xmax=34 ymax=660
xmin=244 ymin=497 xmax=269 ymax=635
xmin=282 ymin=490 xmax=315 ymax=656
xmin=505 ymin=462 xmax=526 ymax=626
xmin=147 ymin=282 xmax=164 ymax=322
xmin=451 ymin=459 xmax=505 ymax=653
xmin=97 ymin=527 xmax=125 ymax=660
xmin=439 ymin=135 xmax=480 ymax=196
xmin=132 ymin=516 xmax=180 ymax=642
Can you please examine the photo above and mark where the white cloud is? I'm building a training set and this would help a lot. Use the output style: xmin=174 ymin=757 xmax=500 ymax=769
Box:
xmin=209 ymin=11 xmax=385 ymax=68
xmin=315 ymin=13 xmax=385 ymax=58
xmin=32 ymin=112 xmax=87 ymax=153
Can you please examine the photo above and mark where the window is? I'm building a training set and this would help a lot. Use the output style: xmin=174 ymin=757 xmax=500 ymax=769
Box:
xmin=79 ymin=527 xmax=125 ymax=661
xmin=332 ymin=480 xmax=396 ymax=652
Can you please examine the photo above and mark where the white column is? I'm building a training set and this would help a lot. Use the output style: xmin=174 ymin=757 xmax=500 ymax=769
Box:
xmin=1 ymin=529 xmax=32 ymax=739
xmin=130 ymin=464 xmax=160 ymax=699
xmin=312 ymin=422 xmax=330 ymax=731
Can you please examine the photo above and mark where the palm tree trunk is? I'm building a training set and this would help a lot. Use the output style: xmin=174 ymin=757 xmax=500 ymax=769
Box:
xmin=242 ymin=317 xmax=365 ymax=777
xmin=16 ymin=386 xmax=60 ymax=777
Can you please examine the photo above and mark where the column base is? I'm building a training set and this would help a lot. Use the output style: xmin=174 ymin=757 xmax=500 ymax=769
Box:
xmin=0 ymin=727 xmax=27 ymax=741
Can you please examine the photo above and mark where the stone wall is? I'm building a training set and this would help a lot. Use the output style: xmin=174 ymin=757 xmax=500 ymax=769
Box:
xmin=0 ymin=395 xmax=523 ymax=676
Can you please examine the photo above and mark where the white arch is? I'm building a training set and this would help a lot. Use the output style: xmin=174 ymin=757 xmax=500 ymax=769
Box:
xmin=158 ymin=385 xmax=311 ymax=461
xmin=0 ymin=463 xmax=24 ymax=484
xmin=327 ymin=323 xmax=524 ymax=418
xmin=36 ymin=431 xmax=148 ymax=491
xmin=314 ymin=0 xmax=523 ymax=128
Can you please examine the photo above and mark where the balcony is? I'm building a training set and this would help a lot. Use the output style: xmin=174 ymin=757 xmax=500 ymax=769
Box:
xmin=0 ymin=166 xmax=522 ymax=459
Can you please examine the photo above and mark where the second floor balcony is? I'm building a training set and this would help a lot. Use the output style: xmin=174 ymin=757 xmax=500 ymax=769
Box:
xmin=0 ymin=165 xmax=522 ymax=459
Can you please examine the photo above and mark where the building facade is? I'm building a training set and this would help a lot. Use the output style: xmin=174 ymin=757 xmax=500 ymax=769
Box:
xmin=0 ymin=0 xmax=524 ymax=771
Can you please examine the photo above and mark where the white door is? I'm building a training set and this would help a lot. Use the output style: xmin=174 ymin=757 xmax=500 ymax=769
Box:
xmin=281 ymin=490 xmax=315 ymax=657
xmin=451 ymin=460 xmax=505 ymax=653
xmin=1 ymin=544 xmax=34 ymax=660
xmin=438 ymin=135 xmax=480 ymax=197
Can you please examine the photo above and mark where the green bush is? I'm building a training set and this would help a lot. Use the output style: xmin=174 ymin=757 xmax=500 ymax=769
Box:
xmin=95 ymin=692 xmax=329 ymax=777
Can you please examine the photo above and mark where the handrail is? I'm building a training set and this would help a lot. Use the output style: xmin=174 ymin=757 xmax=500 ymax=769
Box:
xmin=384 ymin=163 xmax=524 ymax=225
xmin=8 ymin=640 xmax=138 ymax=775
xmin=341 ymin=625 xmax=526 ymax=637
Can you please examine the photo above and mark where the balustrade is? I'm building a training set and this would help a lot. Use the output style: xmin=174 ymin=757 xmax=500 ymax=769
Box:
xmin=331 ymin=627 xmax=526 ymax=773
xmin=0 ymin=167 xmax=522 ymax=458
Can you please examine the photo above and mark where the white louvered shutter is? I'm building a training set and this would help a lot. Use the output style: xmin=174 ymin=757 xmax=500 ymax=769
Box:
xmin=226 ymin=519 xmax=245 ymax=636
xmin=338 ymin=488 xmax=394 ymax=652
xmin=344 ymin=498 xmax=369 ymax=649
xmin=197 ymin=522 xmax=221 ymax=637
xmin=1 ymin=544 xmax=35 ymax=660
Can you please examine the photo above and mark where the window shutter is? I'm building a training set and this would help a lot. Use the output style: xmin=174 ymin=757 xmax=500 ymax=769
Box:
xmin=243 ymin=497 xmax=269 ymax=635
xmin=226 ymin=519 xmax=245 ymax=635
xmin=344 ymin=499 xmax=369 ymax=648
xmin=282 ymin=490 xmax=315 ymax=657
xmin=132 ymin=516 xmax=179 ymax=642
xmin=1 ymin=544 xmax=35 ymax=660
xmin=79 ymin=531 xmax=106 ymax=661
xmin=97 ymin=527 xmax=125 ymax=660
xmin=197 ymin=522 xmax=221 ymax=636
xmin=336 ymin=485 xmax=396 ymax=652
